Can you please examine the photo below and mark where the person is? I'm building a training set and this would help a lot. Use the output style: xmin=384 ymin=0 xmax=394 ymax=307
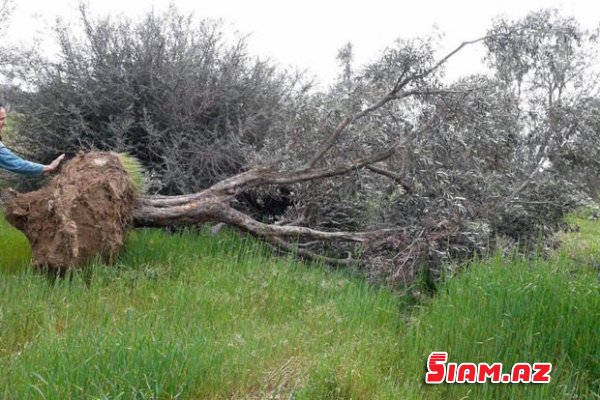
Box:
xmin=0 ymin=101 xmax=64 ymax=176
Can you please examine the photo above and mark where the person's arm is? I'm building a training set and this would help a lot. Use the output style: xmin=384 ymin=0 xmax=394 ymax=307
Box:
xmin=0 ymin=145 xmax=45 ymax=176
xmin=0 ymin=146 xmax=65 ymax=176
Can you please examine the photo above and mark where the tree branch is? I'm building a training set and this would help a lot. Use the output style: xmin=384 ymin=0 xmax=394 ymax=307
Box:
xmin=305 ymin=36 xmax=489 ymax=168
xmin=136 ymin=201 xmax=398 ymax=244
xmin=266 ymin=236 xmax=356 ymax=265
xmin=365 ymin=165 xmax=414 ymax=193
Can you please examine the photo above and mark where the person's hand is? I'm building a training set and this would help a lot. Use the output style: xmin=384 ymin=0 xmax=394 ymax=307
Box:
xmin=43 ymin=154 xmax=66 ymax=174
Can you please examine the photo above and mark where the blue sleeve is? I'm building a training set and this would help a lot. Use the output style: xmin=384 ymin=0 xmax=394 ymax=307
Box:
xmin=0 ymin=145 xmax=44 ymax=176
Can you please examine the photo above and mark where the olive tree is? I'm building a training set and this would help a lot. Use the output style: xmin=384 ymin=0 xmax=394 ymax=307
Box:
xmin=3 ymin=7 xmax=597 ymax=286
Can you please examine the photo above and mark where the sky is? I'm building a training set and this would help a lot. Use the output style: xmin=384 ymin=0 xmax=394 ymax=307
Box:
xmin=3 ymin=0 xmax=600 ymax=86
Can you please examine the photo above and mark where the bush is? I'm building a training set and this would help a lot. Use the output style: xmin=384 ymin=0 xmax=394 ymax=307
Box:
xmin=6 ymin=6 xmax=311 ymax=195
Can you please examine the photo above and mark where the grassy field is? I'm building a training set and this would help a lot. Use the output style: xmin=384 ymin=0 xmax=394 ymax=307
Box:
xmin=0 ymin=214 xmax=598 ymax=399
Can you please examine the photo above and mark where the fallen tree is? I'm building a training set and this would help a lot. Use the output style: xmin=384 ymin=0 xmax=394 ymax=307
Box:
xmin=1 ymin=103 xmax=436 ymax=271
xmin=2 ymin=36 xmax=474 ymax=272
xmin=3 ymin=11 xmax=596 ymax=282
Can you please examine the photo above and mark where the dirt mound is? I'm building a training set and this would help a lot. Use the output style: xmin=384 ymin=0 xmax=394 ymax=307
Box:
xmin=3 ymin=151 xmax=136 ymax=272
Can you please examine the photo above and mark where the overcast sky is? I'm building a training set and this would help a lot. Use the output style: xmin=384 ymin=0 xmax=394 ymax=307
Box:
xmin=4 ymin=0 xmax=600 ymax=86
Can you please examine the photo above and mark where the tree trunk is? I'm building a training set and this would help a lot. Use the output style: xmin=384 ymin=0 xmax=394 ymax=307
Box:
xmin=3 ymin=151 xmax=401 ymax=271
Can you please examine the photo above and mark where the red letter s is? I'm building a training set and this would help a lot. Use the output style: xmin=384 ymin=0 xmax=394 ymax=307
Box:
xmin=426 ymin=352 xmax=447 ymax=384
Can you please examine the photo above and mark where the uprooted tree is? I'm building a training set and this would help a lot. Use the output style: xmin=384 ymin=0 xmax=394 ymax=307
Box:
xmin=2 ymin=8 xmax=599 ymax=284
xmin=2 ymin=41 xmax=457 ymax=271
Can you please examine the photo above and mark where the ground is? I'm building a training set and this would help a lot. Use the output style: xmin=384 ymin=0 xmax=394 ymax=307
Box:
xmin=0 ymin=212 xmax=597 ymax=399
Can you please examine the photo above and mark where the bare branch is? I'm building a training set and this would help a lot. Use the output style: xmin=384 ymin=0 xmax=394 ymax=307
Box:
xmin=499 ymin=156 xmax=547 ymax=208
xmin=208 ymin=144 xmax=400 ymax=196
xmin=140 ymin=146 xmax=399 ymax=209
xmin=392 ymin=89 xmax=476 ymax=99
xmin=136 ymin=201 xmax=398 ymax=244
xmin=266 ymin=236 xmax=356 ymax=266
xmin=365 ymin=165 xmax=414 ymax=194
xmin=141 ymin=110 xmax=442 ymax=211
xmin=215 ymin=206 xmax=398 ymax=242
xmin=306 ymin=36 xmax=489 ymax=168
xmin=306 ymin=115 xmax=355 ymax=168
xmin=395 ymin=36 xmax=490 ymax=89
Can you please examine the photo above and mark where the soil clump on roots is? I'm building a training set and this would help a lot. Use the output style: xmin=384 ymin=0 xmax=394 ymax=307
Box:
xmin=3 ymin=152 xmax=136 ymax=272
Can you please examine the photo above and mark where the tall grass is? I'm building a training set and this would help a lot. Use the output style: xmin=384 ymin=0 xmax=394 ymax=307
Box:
xmin=0 ymin=214 xmax=32 ymax=273
xmin=0 ymin=214 xmax=597 ymax=399
xmin=396 ymin=252 xmax=600 ymax=399
xmin=0 ymin=220 xmax=406 ymax=399
xmin=117 ymin=153 xmax=147 ymax=195
xmin=561 ymin=211 xmax=600 ymax=261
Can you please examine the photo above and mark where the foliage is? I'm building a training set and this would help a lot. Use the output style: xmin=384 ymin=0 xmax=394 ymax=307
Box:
xmin=3 ymin=5 xmax=311 ymax=196
xmin=0 ymin=0 xmax=14 ymax=68
xmin=1 ymin=7 xmax=599 ymax=286
xmin=485 ymin=9 xmax=600 ymax=196
xmin=264 ymin=10 xmax=599 ymax=285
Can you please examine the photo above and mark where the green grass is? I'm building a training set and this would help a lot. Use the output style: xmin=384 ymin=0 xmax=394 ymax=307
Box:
xmin=0 ymin=213 xmax=598 ymax=399
xmin=396 ymin=252 xmax=600 ymax=399
xmin=0 ymin=214 xmax=32 ymax=273
xmin=0 ymin=218 xmax=406 ymax=399
xmin=561 ymin=211 xmax=600 ymax=261
xmin=117 ymin=153 xmax=147 ymax=195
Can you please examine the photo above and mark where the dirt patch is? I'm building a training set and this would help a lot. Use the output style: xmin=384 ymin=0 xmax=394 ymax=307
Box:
xmin=3 ymin=151 xmax=136 ymax=272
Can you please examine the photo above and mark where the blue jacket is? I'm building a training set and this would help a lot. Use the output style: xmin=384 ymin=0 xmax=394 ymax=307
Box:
xmin=0 ymin=142 xmax=44 ymax=176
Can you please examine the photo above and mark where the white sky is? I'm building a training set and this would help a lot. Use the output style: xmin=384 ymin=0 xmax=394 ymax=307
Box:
xmin=3 ymin=0 xmax=600 ymax=86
